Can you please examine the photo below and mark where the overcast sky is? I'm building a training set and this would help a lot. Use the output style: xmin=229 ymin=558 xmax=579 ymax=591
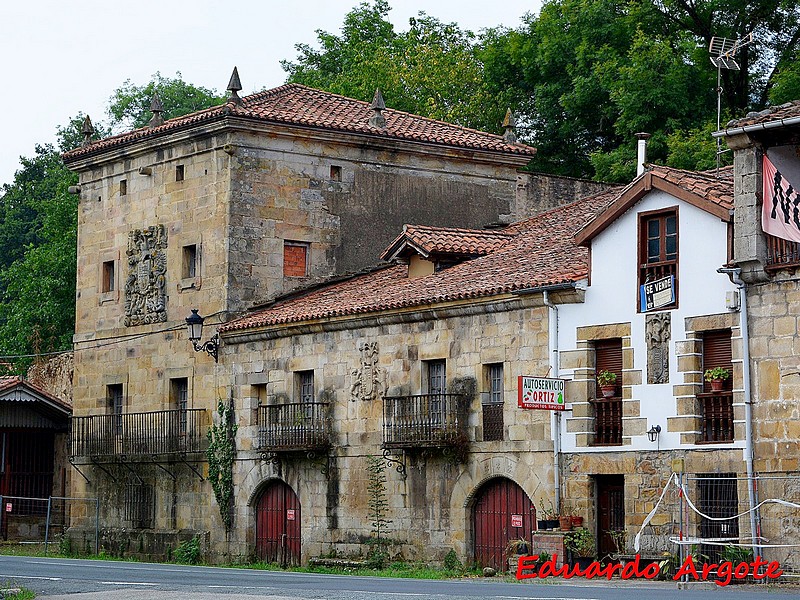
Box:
xmin=0 ymin=1 xmax=542 ymax=187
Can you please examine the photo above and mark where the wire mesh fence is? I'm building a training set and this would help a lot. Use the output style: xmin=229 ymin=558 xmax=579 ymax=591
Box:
xmin=0 ymin=495 xmax=98 ymax=555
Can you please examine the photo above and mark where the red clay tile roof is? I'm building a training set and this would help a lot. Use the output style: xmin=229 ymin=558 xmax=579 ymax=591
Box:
xmin=649 ymin=164 xmax=734 ymax=211
xmin=574 ymin=164 xmax=733 ymax=246
xmin=222 ymin=191 xmax=616 ymax=332
xmin=380 ymin=224 xmax=514 ymax=261
xmin=63 ymin=84 xmax=535 ymax=163
xmin=724 ymin=101 xmax=800 ymax=129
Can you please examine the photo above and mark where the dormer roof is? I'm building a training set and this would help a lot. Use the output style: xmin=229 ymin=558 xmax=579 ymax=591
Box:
xmin=380 ymin=224 xmax=513 ymax=262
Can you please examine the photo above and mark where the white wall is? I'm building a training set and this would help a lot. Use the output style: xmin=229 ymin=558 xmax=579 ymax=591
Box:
xmin=558 ymin=189 xmax=740 ymax=452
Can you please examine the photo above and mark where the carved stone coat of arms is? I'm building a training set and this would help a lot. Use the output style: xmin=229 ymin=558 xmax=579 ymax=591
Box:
xmin=124 ymin=225 xmax=168 ymax=326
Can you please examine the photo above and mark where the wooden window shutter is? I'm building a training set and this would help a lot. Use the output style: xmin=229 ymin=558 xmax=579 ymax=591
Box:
xmin=702 ymin=330 xmax=732 ymax=392
xmin=595 ymin=338 xmax=623 ymax=397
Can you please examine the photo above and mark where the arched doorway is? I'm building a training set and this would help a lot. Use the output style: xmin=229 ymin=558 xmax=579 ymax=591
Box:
xmin=472 ymin=477 xmax=536 ymax=570
xmin=255 ymin=480 xmax=301 ymax=566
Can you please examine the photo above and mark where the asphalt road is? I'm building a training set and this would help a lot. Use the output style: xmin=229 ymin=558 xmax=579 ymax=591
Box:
xmin=3 ymin=556 xmax=800 ymax=599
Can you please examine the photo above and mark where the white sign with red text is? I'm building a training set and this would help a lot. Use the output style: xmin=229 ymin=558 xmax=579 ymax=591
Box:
xmin=518 ymin=376 xmax=566 ymax=410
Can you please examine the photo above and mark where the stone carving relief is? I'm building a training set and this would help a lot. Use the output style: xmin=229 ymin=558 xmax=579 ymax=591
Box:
xmin=646 ymin=312 xmax=671 ymax=384
xmin=124 ymin=225 xmax=168 ymax=327
xmin=350 ymin=341 xmax=385 ymax=401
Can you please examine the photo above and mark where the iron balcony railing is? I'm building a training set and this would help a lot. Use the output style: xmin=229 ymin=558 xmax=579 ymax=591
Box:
xmin=765 ymin=233 xmax=800 ymax=271
xmin=70 ymin=409 xmax=207 ymax=460
xmin=698 ymin=392 xmax=734 ymax=443
xmin=257 ymin=402 xmax=330 ymax=451
xmin=383 ymin=394 xmax=468 ymax=449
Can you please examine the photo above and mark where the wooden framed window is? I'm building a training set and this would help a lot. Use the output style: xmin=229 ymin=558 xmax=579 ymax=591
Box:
xmin=107 ymin=384 xmax=124 ymax=435
xmin=698 ymin=329 xmax=733 ymax=443
xmin=170 ymin=377 xmax=189 ymax=434
xmin=102 ymin=260 xmax=115 ymax=293
xmin=638 ymin=208 xmax=678 ymax=310
xmin=425 ymin=360 xmax=446 ymax=424
xmin=283 ymin=241 xmax=309 ymax=277
xmin=176 ymin=164 xmax=185 ymax=182
xmin=330 ymin=165 xmax=342 ymax=181
xmin=592 ymin=339 xmax=622 ymax=445
xmin=296 ymin=371 xmax=314 ymax=403
xmin=482 ymin=363 xmax=504 ymax=441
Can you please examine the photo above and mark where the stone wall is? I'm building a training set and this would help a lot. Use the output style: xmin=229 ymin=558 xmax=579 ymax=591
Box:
xmin=514 ymin=172 xmax=616 ymax=219
xmin=27 ymin=352 xmax=74 ymax=406
xmin=223 ymin=295 xmax=558 ymax=564
xmin=562 ymin=448 xmax=747 ymax=557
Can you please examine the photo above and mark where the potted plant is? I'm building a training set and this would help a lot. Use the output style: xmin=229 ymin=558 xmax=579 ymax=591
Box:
xmin=539 ymin=500 xmax=559 ymax=530
xmin=565 ymin=528 xmax=596 ymax=569
xmin=597 ymin=370 xmax=617 ymax=398
xmin=505 ymin=538 xmax=531 ymax=572
xmin=558 ymin=514 xmax=573 ymax=531
xmin=704 ymin=367 xmax=730 ymax=392
xmin=570 ymin=512 xmax=584 ymax=528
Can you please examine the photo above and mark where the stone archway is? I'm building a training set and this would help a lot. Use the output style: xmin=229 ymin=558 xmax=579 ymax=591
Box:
xmin=471 ymin=477 xmax=536 ymax=570
xmin=254 ymin=479 xmax=301 ymax=566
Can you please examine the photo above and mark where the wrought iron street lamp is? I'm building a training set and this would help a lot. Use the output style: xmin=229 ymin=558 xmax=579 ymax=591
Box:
xmin=646 ymin=424 xmax=661 ymax=443
xmin=185 ymin=309 xmax=219 ymax=362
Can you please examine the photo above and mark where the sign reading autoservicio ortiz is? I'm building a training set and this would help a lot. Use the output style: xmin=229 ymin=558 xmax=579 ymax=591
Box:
xmin=517 ymin=376 xmax=566 ymax=410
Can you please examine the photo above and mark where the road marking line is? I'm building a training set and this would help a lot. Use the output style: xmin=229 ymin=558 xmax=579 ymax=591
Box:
xmin=100 ymin=581 xmax=158 ymax=586
xmin=0 ymin=575 xmax=62 ymax=581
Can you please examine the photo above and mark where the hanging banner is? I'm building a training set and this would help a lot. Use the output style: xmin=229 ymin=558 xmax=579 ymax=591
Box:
xmin=762 ymin=154 xmax=800 ymax=243
xmin=517 ymin=376 xmax=566 ymax=410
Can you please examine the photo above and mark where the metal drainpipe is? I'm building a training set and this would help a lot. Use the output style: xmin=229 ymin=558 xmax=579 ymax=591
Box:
xmin=543 ymin=291 xmax=561 ymax=511
xmin=718 ymin=267 xmax=760 ymax=559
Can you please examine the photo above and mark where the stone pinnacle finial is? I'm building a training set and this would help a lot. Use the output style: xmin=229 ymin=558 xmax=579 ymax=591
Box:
xmin=81 ymin=115 xmax=95 ymax=146
xmin=227 ymin=66 xmax=243 ymax=105
xmin=369 ymin=88 xmax=386 ymax=129
xmin=502 ymin=108 xmax=517 ymax=143
xmin=148 ymin=92 xmax=165 ymax=127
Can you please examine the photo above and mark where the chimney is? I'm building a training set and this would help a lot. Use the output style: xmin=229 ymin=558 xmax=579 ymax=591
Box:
xmin=635 ymin=132 xmax=651 ymax=177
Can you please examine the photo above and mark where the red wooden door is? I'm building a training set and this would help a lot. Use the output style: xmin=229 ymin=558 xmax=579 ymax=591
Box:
xmin=473 ymin=478 xmax=536 ymax=570
xmin=255 ymin=480 xmax=301 ymax=566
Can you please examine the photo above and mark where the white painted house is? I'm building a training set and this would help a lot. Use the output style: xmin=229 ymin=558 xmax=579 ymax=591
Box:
xmin=552 ymin=163 xmax=746 ymax=558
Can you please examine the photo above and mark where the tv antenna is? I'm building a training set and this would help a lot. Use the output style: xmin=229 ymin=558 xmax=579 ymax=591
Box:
xmin=709 ymin=33 xmax=755 ymax=173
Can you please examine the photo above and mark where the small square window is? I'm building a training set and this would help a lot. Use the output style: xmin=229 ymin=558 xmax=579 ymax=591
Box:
xmin=182 ymin=244 xmax=197 ymax=279
xmin=283 ymin=242 xmax=309 ymax=277
xmin=176 ymin=165 xmax=185 ymax=182
xmin=119 ymin=180 xmax=127 ymax=196
xmin=330 ymin=165 xmax=342 ymax=181
xmin=102 ymin=260 xmax=115 ymax=293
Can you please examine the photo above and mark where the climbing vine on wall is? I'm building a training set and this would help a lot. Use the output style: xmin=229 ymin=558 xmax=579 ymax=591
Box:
xmin=207 ymin=398 xmax=237 ymax=530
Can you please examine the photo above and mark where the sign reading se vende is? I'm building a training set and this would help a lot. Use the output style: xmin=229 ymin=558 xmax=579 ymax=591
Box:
xmin=518 ymin=376 xmax=566 ymax=410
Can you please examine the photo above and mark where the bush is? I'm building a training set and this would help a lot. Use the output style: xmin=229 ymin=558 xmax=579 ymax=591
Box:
xmin=174 ymin=536 xmax=201 ymax=565
xmin=443 ymin=549 xmax=462 ymax=571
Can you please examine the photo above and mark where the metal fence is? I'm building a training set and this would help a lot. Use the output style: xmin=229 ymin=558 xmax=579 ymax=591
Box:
xmin=631 ymin=473 xmax=800 ymax=578
xmin=0 ymin=495 xmax=98 ymax=555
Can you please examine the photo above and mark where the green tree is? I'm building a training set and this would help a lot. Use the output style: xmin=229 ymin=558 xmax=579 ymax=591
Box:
xmin=282 ymin=1 xmax=507 ymax=133
xmin=0 ymin=144 xmax=77 ymax=368
xmin=107 ymin=71 xmax=225 ymax=131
